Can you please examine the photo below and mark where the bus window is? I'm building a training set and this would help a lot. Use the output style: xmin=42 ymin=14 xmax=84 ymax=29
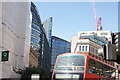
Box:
xmin=88 ymin=59 xmax=95 ymax=74
xmin=55 ymin=54 xmax=85 ymax=72
xmin=103 ymin=65 xmax=110 ymax=77
xmin=95 ymin=61 xmax=103 ymax=76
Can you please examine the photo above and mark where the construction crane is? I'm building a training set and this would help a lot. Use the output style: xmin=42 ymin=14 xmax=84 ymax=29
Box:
xmin=92 ymin=0 xmax=102 ymax=31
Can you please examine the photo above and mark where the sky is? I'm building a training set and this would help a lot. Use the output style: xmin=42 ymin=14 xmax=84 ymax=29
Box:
xmin=34 ymin=2 xmax=118 ymax=41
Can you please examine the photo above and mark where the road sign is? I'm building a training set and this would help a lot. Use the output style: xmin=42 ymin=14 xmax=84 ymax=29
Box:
xmin=1 ymin=51 xmax=9 ymax=61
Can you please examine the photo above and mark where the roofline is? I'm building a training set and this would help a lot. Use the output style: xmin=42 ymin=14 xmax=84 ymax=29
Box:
xmin=52 ymin=36 xmax=70 ymax=43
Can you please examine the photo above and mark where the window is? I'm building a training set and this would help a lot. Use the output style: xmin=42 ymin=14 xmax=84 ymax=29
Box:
xmin=32 ymin=23 xmax=40 ymax=30
xmin=89 ymin=46 xmax=91 ymax=52
xmin=31 ymin=37 xmax=38 ymax=44
xmin=88 ymin=59 xmax=95 ymax=74
xmin=86 ymin=46 xmax=88 ymax=51
xmin=103 ymin=65 xmax=110 ymax=77
xmin=31 ymin=29 xmax=40 ymax=37
xmin=88 ymin=59 xmax=105 ymax=76
xmin=79 ymin=46 xmax=81 ymax=51
xmin=82 ymin=46 xmax=84 ymax=51
xmin=95 ymin=61 xmax=103 ymax=76
xmin=55 ymin=54 xmax=85 ymax=72
xmin=88 ymin=59 xmax=118 ymax=79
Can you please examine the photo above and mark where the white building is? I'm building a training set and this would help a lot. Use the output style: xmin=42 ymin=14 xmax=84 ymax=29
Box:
xmin=71 ymin=31 xmax=112 ymax=54
xmin=0 ymin=1 xmax=31 ymax=79
xmin=73 ymin=39 xmax=102 ymax=55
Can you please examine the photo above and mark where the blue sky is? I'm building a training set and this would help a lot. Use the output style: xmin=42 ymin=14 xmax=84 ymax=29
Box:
xmin=34 ymin=2 xmax=118 ymax=41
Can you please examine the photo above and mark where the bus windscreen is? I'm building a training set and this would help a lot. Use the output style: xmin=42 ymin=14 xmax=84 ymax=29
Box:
xmin=55 ymin=54 xmax=86 ymax=72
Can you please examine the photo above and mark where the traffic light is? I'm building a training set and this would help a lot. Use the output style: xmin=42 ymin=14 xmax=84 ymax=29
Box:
xmin=1 ymin=51 xmax=9 ymax=61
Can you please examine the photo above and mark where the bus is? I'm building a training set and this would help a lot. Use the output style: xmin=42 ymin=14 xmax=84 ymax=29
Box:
xmin=51 ymin=53 xmax=120 ymax=80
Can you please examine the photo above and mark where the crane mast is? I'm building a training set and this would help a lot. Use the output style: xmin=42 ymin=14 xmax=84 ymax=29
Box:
xmin=92 ymin=0 xmax=102 ymax=31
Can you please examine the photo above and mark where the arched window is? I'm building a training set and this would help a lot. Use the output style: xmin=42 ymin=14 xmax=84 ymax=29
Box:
xmin=79 ymin=46 xmax=81 ymax=51
xmin=82 ymin=46 xmax=84 ymax=51
xmin=86 ymin=46 xmax=88 ymax=51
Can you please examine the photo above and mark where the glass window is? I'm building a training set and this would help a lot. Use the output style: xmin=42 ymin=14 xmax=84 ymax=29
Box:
xmin=31 ymin=29 xmax=40 ymax=37
xmin=95 ymin=61 xmax=103 ymax=76
xmin=93 ymin=48 xmax=94 ymax=53
xmin=32 ymin=23 xmax=40 ymax=30
xmin=86 ymin=46 xmax=87 ymax=51
xmin=103 ymin=65 xmax=110 ymax=77
xmin=31 ymin=37 xmax=38 ymax=44
xmin=55 ymin=54 xmax=85 ymax=72
xmin=88 ymin=59 xmax=95 ymax=74
xmin=79 ymin=46 xmax=81 ymax=51
xmin=89 ymin=46 xmax=91 ymax=52
xmin=82 ymin=46 xmax=84 ymax=51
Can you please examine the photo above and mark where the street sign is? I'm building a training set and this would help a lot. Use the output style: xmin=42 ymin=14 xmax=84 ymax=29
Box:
xmin=1 ymin=51 xmax=9 ymax=61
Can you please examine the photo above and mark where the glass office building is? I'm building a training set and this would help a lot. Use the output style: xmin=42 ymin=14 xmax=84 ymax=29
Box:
xmin=31 ymin=2 xmax=51 ymax=76
xmin=43 ymin=17 xmax=52 ymax=48
xmin=51 ymin=36 xmax=71 ymax=69
xmin=31 ymin=2 xmax=42 ymax=53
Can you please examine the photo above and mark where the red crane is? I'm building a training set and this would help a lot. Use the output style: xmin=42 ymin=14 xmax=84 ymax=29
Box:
xmin=92 ymin=0 xmax=102 ymax=31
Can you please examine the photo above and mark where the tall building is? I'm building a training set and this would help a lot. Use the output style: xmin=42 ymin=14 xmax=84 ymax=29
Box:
xmin=0 ymin=2 xmax=31 ymax=79
xmin=43 ymin=17 xmax=52 ymax=48
xmin=51 ymin=36 xmax=71 ymax=69
xmin=71 ymin=31 xmax=112 ymax=53
xmin=31 ymin=2 xmax=52 ymax=76
xmin=31 ymin=2 xmax=42 ymax=54
xmin=40 ymin=27 xmax=51 ymax=75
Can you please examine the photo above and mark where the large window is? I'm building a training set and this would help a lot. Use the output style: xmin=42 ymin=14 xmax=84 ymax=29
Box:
xmin=31 ymin=29 xmax=40 ymax=37
xmin=31 ymin=37 xmax=39 ymax=44
xmin=55 ymin=54 xmax=85 ymax=72
xmin=103 ymin=65 xmax=110 ymax=77
xmin=88 ymin=59 xmax=118 ymax=79
xmin=88 ymin=59 xmax=103 ymax=75
xmin=88 ymin=59 xmax=95 ymax=74
xmin=95 ymin=61 xmax=103 ymax=76
xmin=32 ymin=23 xmax=40 ymax=30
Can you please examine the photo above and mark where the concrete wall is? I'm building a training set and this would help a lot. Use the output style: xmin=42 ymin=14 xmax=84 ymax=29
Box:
xmin=71 ymin=35 xmax=79 ymax=52
xmin=0 ymin=1 xmax=31 ymax=78
xmin=0 ymin=1 xmax=2 ymax=79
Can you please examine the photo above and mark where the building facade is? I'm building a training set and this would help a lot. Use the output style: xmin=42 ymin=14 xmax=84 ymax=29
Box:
xmin=43 ymin=17 xmax=52 ymax=48
xmin=0 ymin=2 xmax=31 ymax=79
xmin=71 ymin=31 xmax=112 ymax=53
xmin=74 ymin=39 xmax=102 ymax=55
xmin=31 ymin=2 xmax=42 ymax=54
xmin=31 ymin=2 xmax=52 ymax=76
xmin=29 ymin=46 xmax=38 ymax=67
xmin=51 ymin=36 xmax=71 ymax=69
xmin=71 ymin=30 xmax=116 ymax=67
